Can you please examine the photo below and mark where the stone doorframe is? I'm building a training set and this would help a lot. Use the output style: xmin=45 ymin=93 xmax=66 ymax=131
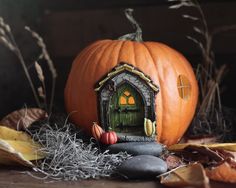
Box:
xmin=94 ymin=63 xmax=159 ymax=131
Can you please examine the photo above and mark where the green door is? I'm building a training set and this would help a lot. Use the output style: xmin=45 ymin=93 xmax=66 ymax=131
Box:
xmin=109 ymin=83 xmax=144 ymax=134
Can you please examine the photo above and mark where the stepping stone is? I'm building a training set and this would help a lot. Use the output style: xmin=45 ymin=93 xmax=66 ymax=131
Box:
xmin=117 ymin=155 xmax=167 ymax=179
xmin=108 ymin=142 xmax=164 ymax=156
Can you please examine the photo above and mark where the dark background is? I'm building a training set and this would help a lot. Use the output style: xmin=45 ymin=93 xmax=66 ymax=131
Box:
xmin=0 ymin=0 xmax=235 ymax=117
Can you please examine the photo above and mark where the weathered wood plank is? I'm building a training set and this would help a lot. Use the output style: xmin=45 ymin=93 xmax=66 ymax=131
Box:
xmin=0 ymin=166 xmax=236 ymax=188
xmin=41 ymin=2 xmax=236 ymax=57
xmin=42 ymin=0 xmax=235 ymax=11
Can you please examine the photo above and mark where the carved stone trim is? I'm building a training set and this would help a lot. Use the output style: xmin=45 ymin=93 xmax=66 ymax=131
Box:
xmin=94 ymin=63 xmax=159 ymax=93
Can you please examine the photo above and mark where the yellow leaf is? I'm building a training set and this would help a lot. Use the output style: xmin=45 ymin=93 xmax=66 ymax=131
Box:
xmin=160 ymin=163 xmax=210 ymax=188
xmin=0 ymin=140 xmax=44 ymax=161
xmin=169 ymin=143 xmax=236 ymax=152
xmin=0 ymin=126 xmax=44 ymax=166
xmin=0 ymin=126 xmax=32 ymax=142
xmin=0 ymin=147 xmax=33 ymax=167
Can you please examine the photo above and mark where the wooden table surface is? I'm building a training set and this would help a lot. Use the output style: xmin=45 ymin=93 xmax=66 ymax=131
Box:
xmin=0 ymin=166 xmax=235 ymax=188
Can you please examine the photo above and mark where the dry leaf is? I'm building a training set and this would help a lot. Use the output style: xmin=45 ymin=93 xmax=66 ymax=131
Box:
xmin=160 ymin=163 xmax=210 ymax=188
xmin=0 ymin=146 xmax=33 ymax=167
xmin=0 ymin=126 xmax=44 ymax=167
xmin=205 ymin=161 xmax=236 ymax=183
xmin=0 ymin=108 xmax=48 ymax=130
xmin=169 ymin=143 xmax=236 ymax=152
xmin=0 ymin=126 xmax=32 ymax=142
xmin=163 ymin=154 xmax=184 ymax=170
xmin=180 ymin=135 xmax=218 ymax=144
xmin=0 ymin=139 xmax=43 ymax=167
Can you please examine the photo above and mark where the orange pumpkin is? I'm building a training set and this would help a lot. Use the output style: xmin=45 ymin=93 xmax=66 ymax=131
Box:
xmin=91 ymin=122 xmax=104 ymax=141
xmin=100 ymin=131 xmax=118 ymax=145
xmin=64 ymin=9 xmax=198 ymax=146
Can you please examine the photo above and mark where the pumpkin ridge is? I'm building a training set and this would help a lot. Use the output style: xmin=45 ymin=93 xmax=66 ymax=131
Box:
xmin=113 ymin=40 xmax=125 ymax=68
xmin=65 ymin=42 xmax=103 ymax=112
xmin=74 ymin=41 xmax=107 ymax=91
xmin=68 ymin=41 xmax=109 ymax=119
xmin=90 ymin=41 xmax=115 ymax=84
xmin=173 ymin=50 xmax=198 ymax=140
xmin=81 ymin=41 xmax=114 ymax=125
xmin=71 ymin=40 xmax=108 ymax=76
xmin=117 ymin=40 xmax=130 ymax=64
xmin=141 ymin=42 xmax=164 ymax=142
xmin=162 ymin=44 xmax=198 ymax=140
xmin=158 ymin=44 xmax=183 ymax=144
xmin=103 ymin=41 xmax=121 ymax=73
xmin=117 ymin=40 xmax=126 ymax=64
xmin=132 ymin=41 xmax=137 ymax=68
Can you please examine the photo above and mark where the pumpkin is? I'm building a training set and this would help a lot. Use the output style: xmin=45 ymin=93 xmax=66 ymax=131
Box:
xmin=91 ymin=122 xmax=104 ymax=141
xmin=64 ymin=9 xmax=198 ymax=146
xmin=100 ymin=131 xmax=118 ymax=145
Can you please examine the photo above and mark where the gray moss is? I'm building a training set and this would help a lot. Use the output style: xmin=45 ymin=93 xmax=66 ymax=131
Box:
xmin=28 ymin=121 xmax=131 ymax=181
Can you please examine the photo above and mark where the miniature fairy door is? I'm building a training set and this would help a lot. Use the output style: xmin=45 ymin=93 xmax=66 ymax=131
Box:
xmin=109 ymin=83 xmax=144 ymax=134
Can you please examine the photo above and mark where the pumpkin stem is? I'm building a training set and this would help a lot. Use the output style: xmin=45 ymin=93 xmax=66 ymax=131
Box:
xmin=118 ymin=8 xmax=143 ymax=42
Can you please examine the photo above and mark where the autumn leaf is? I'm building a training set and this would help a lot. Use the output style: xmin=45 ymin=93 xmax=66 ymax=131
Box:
xmin=0 ymin=126 xmax=44 ymax=167
xmin=0 ymin=108 xmax=48 ymax=131
xmin=205 ymin=161 xmax=236 ymax=183
xmin=169 ymin=143 xmax=236 ymax=152
xmin=160 ymin=163 xmax=210 ymax=188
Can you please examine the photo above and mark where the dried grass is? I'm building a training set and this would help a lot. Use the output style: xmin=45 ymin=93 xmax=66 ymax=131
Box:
xmin=168 ymin=0 xmax=236 ymax=140
xmin=25 ymin=26 xmax=57 ymax=114
xmin=0 ymin=17 xmax=57 ymax=114
xmin=27 ymin=120 xmax=131 ymax=181
xmin=0 ymin=17 xmax=41 ymax=108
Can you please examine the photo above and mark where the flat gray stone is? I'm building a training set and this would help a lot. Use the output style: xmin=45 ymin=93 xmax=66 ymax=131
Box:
xmin=108 ymin=142 xmax=164 ymax=156
xmin=117 ymin=155 xmax=167 ymax=179
xmin=118 ymin=135 xmax=156 ymax=142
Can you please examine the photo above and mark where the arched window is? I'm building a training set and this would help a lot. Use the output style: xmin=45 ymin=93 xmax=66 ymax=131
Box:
xmin=119 ymin=90 xmax=135 ymax=105
xmin=177 ymin=75 xmax=191 ymax=100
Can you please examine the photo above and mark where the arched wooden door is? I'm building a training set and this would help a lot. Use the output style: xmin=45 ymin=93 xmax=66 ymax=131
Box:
xmin=109 ymin=83 xmax=145 ymax=134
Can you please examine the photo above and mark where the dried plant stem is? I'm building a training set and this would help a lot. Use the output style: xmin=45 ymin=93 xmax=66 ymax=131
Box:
xmin=25 ymin=26 xmax=57 ymax=114
xmin=168 ymin=0 xmax=236 ymax=139
xmin=9 ymin=34 xmax=42 ymax=108
xmin=118 ymin=8 xmax=143 ymax=42
xmin=35 ymin=61 xmax=48 ymax=112
xmin=49 ymin=78 xmax=56 ymax=114
xmin=0 ymin=16 xmax=57 ymax=112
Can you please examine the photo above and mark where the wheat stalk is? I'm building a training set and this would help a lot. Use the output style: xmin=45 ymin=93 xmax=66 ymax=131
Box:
xmin=35 ymin=61 xmax=48 ymax=111
xmin=0 ymin=17 xmax=42 ymax=108
xmin=0 ymin=16 xmax=57 ymax=113
xmin=25 ymin=26 xmax=57 ymax=114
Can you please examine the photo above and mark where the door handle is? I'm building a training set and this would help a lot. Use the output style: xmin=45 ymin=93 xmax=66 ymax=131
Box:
xmin=114 ymin=107 xmax=121 ymax=113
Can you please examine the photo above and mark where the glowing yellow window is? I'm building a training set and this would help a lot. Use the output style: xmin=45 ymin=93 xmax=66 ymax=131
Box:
xmin=124 ymin=91 xmax=131 ymax=96
xmin=177 ymin=75 xmax=191 ymax=100
xmin=128 ymin=97 xmax=135 ymax=105
xmin=119 ymin=96 xmax=127 ymax=105
xmin=119 ymin=90 xmax=136 ymax=105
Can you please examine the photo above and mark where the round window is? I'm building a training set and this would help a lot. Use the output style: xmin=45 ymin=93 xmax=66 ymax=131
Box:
xmin=177 ymin=75 xmax=191 ymax=100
